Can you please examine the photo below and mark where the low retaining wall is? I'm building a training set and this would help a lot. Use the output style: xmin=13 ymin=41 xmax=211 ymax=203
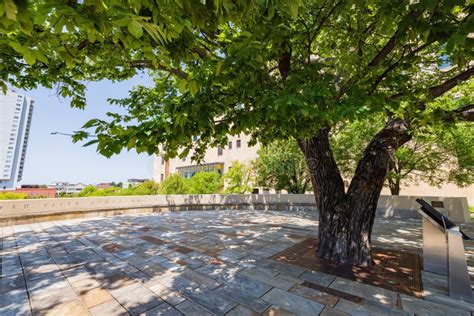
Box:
xmin=0 ymin=194 xmax=470 ymax=226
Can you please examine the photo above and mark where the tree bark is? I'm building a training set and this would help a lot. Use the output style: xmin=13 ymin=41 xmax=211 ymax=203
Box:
xmin=388 ymin=178 xmax=400 ymax=195
xmin=299 ymin=118 xmax=411 ymax=266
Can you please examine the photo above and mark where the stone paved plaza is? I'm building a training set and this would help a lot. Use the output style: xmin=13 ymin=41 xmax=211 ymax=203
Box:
xmin=2 ymin=209 xmax=474 ymax=315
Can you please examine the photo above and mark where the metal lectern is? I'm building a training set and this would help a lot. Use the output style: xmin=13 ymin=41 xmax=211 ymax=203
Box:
xmin=416 ymin=198 xmax=473 ymax=303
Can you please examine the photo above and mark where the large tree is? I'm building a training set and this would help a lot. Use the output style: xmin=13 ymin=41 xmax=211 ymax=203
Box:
xmin=1 ymin=1 xmax=473 ymax=266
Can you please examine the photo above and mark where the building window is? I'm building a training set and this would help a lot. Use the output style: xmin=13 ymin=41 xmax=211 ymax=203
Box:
xmin=236 ymin=139 xmax=241 ymax=148
xmin=161 ymin=157 xmax=165 ymax=165
xmin=182 ymin=157 xmax=186 ymax=162
xmin=217 ymin=146 xmax=223 ymax=156
xmin=228 ymin=141 xmax=232 ymax=149
xmin=160 ymin=174 xmax=164 ymax=181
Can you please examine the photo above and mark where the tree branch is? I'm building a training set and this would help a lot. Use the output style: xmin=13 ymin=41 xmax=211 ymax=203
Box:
xmin=309 ymin=1 xmax=343 ymax=45
xmin=428 ymin=66 xmax=474 ymax=98
xmin=452 ymin=104 xmax=474 ymax=122
xmin=369 ymin=41 xmax=433 ymax=94
xmin=367 ymin=11 xmax=421 ymax=67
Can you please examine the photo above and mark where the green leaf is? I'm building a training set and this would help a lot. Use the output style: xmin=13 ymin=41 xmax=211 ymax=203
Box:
xmin=188 ymin=80 xmax=198 ymax=97
xmin=83 ymin=139 xmax=99 ymax=147
xmin=178 ymin=79 xmax=187 ymax=93
xmin=9 ymin=41 xmax=25 ymax=53
xmin=216 ymin=60 xmax=225 ymax=75
xmin=23 ymin=50 xmax=36 ymax=65
xmin=4 ymin=0 xmax=17 ymax=20
xmin=287 ymin=1 xmax=299 ymax=18
xmin=127 ymin=20 xmax=143 ymax=38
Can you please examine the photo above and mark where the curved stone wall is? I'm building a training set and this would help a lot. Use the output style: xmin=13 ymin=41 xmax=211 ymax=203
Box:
xmin=0 ymin=194 xmax=469 ymax=226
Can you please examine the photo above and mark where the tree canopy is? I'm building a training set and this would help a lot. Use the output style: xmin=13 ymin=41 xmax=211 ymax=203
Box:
xmin=1 ymin=0 xmax=472 ymax=159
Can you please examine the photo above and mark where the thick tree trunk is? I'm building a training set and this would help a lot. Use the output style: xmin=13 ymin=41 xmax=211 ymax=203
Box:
xmin=299 ymin=119 xmax=411 ymax=266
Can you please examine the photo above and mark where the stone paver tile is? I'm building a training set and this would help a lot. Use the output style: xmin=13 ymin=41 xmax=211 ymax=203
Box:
xmin=85 ymin=262 xmax=121 ymax=279
xmin=400 ymin=294 xmax=470 ymax=316
xmin=63 ymin=266 xmax=94 ymax=283
xmin=298 ymin=270 xmax=335 ymax=287
xmin=218 ymin=274 xmax=272 ymax=297
xmin=148 ymin=282 xmax=186 ymax=306
xmin=89 ymin=299 xmax=129 ymax=316
xmin=255 ymin=259 xmax=306 ymax=278
xmin=110 ymin=282 xmax=163 ymax=315
xmin=288 ymin=284 xmax=339 ymax=307
xmin=29 ymin=285 xmax=78 ymax=312
xmin=0 ymin=288 xmax=32 ymax=315
xmin=261 ymin=288 xmax=324 ymax=315
xmin=1 ymin=259 xmax=23 ymax=277
xmin=100 ymin=272 xmax=136 ymax=290
xmin=196 ymin=263 xmax=242 ymax=280
xmin=175 ymin=300 xmax=213 ymax=316
xmin=262 ymin=305 xmax=295 ymax=316
xmin=182 ymin=288 xmax=237 ymax=315
xmin=226 ymin=305 xmax=260 ymax=316
xmin=27 ymin=274 xmax=70 ymax=293
xmin=242 ymin=248 xmax=276 ymax=260
xmin=138 ymin=302 xmax=183 ymax=316
xmin=215 ymin=285 xmax=271 ymax=313
xmin=218 ymin=249 xmax=247 ymax=262
xmin=329 ymin=277 xmax=398 ymax=306
xmin=181 ymin=268 xmax=222 ymax=289
xmin=239 ymin=267 xmax=301 ymax=291
xmin=319 ymin=306 xmax=351 ymax=316
xmin=80 ymin=287 xmax=113 ymax=308
xmin=159 ymin=259 xmax=186 ymax=273
xmin=423 ymin=291 xmax=474 ymax=312
xmin=335 ymin=298 xmax=409 ymax=316
xmin=71 ymin=277 xmax=102 ymax=293
xmin=129 ymin=270 xmax=153 ymax=283
xmin=42 ymin=299 xmax=89 ymax=316
xmin=1 ymin=274 xmax=27 ymax=293
xmin=158 ymin=271 xmax=200 ymax=293
xmin=176 ymin=256 xmax=205 ymax=269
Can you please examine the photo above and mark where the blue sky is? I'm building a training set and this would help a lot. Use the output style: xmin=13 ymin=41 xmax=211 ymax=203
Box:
xmin=16 ymin=73 xmax=155 ymax=185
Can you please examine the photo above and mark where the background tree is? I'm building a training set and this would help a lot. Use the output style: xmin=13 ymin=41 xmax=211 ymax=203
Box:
xmin=110 ymin=181 xmax=123 ymax=188
xmin=2 ymin=1 xmax=473 ymax=266
xmin=223 ymin=161 xmax=254 ymax=194
xmin=332 ymin=85 xmax=474 ymax=195
xmin=188 ymin=172 xmax=223 ymax=194
xmin=254 ymin=140 xmax=310 ymax=194
xmin=0 ymin=192 xmax=28 ymax=200
xmin=121 ymin=180 xmax=160 ymax=195
xmin=158 ymin=174 xmax=189 ymax=195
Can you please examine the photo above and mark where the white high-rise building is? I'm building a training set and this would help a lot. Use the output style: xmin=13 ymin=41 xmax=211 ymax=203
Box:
xmin=0 ymin=91 xmax=34 ymax=190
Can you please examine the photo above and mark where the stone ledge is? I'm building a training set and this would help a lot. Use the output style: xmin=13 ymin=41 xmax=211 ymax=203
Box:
xmin=0 ymin=193 xmax=469 ymax=225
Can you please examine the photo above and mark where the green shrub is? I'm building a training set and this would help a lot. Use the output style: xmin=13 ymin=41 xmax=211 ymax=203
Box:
xmin=223 ymin=161 xmax=254 ymax=194
xmin=159 ymin=174 xmax=190 ymax=194
xmin=188 ymin=171 xmax=222 ymax=194
xmin=122 ymin=180 xmax=160 ymax=195
xmin=0 ymin=192 xmax=28 ymax=200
